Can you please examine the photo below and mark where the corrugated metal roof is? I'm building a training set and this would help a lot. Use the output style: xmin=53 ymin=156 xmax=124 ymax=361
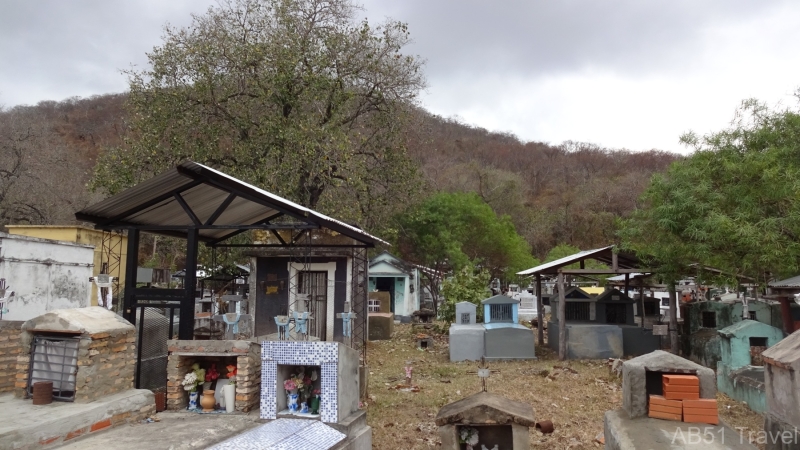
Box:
xmin=517 ymin=246 xmax=613 ymax=275
xmin=769 ymin=275 xmax=800 ymax=288
xmin=76 ymin=161 xmax=388 ymax=246
xmin=607 ymin=273 xmax=650 ymax=282
xmin=762 ymin=329 xmax=800 ymax=366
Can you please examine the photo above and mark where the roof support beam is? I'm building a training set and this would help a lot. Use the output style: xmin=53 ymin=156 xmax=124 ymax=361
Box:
xmin=270 ymin=229 xmax=287 ymax=245
xmin=176 ymin=165 xmax=315 ymax=225
xmin=558 ymin=269 xmax=651 ymax=274
xmin=174 ymin=193 xmax=201 ymax=226
xmin=204 ymin=193 xmax=236 ymax=226
xmin=94 ymin=179 xmax=204 ymax=227
xmin=205 ymin=212 xmax=283 ymax=246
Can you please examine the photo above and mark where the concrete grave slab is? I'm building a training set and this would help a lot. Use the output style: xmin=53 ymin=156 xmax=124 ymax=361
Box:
xmin=604 ymin=409 xmax=756 ymax=450
xmin=449 ymin=324 xmax=485 ymax=362
xmin=367 ymin=313 xmax=393 ymax=341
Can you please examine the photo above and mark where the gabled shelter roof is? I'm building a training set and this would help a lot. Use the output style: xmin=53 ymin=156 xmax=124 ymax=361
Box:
xmin=481 ymin=294 xmax=519 ymax=305
xmin=516 ymin=245 xmax=641 ymax=276
xmin=76 ymin=161 xmax=387 ymax=246
xmin=434 ymin=391 xmax=535 ymax=427
xmin=762 ymin=330 xmax=800 ymax=368
xmin=718 ymin=319 xmax=781 ymax=338
xmin=769 ymin=275 xmax=800 ymax=288
xmin=595 ymin=288 xmax=634 ymax=303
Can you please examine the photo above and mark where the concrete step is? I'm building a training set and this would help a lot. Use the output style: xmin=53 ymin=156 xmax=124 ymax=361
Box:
xmin=0 ymin=389 xmax=154 ymax=450
xmin=328 ymin=409 xmax=367 ymax=437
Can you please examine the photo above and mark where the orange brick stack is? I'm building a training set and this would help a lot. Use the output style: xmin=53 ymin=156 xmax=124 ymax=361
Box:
xmin=683 ymin=399 xmax=719 ymax=425
xmin=662 ymin=374 xmax=699 ymax=400
xmin=648 ymin=395 xmax=682 ymax=421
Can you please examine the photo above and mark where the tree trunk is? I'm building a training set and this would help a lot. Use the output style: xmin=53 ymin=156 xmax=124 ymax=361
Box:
xmin=558 ymin=272 xmax=567 ymax=360
xmin=668 ymin=282 xmax=678 ymax=354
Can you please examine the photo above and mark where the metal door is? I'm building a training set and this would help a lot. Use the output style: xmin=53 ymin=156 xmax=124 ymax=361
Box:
xmin=299 ymin=271 xmax=328 ymax=340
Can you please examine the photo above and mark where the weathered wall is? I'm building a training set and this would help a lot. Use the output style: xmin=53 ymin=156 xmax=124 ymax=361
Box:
xmin=0 ymin=233 xmax=94 ymax=321
xmin=5 ymin=226 xmax=128 ymax=308
xmin=620 ymin=326 xmax=662 ymax=357
xmin=0 ymin=321 xmax=23 ymax=392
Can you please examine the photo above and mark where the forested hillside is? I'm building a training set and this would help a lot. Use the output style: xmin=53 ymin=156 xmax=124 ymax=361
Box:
xmin=0 ymin=93 xmax=679 ymax=260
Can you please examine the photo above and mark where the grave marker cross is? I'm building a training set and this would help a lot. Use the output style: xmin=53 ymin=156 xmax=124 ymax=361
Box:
xmin=467 ymin=357 xmax=500 ymax=392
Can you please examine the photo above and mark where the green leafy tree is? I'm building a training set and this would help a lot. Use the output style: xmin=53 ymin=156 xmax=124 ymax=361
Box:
xmin=397 ymin=192 xmax=538 ymax=312
xmin=620 ymin=99 xmax=800 ymax=284
xmin=439 ymin=264 xmax=491 ymax=323
xmin=619 ymin=98 xmax=800 ymax=346
xmin=92 ymin=0 xmax=426 ymax=230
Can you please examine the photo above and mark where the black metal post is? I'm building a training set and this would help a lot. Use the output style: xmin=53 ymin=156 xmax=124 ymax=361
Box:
xmin=123 ymin=229 xmax=140 ymax=324
xmin=179 ymin=228 xmax=199 ymax=339
xmin=536 ymin=273 xmax=543 ymax=345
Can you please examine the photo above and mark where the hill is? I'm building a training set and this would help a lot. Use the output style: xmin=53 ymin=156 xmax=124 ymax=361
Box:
xmin=0 ymin=93 xmax=679 ymax=259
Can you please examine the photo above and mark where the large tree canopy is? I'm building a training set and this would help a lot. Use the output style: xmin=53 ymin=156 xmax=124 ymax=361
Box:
xmin=397 ymin=192 xmax=538 ymax=280
xmin=92 ymin=0 xmax=426 ymax=230
xmin=619 ymin=99 xmax=800 ymax=284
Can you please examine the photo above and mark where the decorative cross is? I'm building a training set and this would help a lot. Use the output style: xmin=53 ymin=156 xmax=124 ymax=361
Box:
xmin=336 ymin=301 xmax=356 ymax=344
xmin=293 ymin=311 xmax=309 ymax=339
xmin=0 ymin=279 xmax=13 ymax=320
xmin=90 ymin=274 xmax=114 ymax=310
xmin=467 ymin=357 xmax=500 ymax=392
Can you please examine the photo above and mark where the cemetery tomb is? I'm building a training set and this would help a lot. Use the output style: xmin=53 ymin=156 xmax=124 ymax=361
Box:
xmin=449 ymin=302 xmax=484 ymax=362
xmin=436 ymin=391 xmax=535 ymax=450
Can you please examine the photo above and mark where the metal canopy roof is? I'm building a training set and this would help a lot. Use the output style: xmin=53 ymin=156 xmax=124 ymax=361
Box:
xmin=516 ymin=245 xmax=641 ymax=276
xmin=76 ymin=161 xmax=388 ymax=246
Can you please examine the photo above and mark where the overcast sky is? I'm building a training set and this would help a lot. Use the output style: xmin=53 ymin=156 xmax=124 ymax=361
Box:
xmin=2 ymin=1 xmax=800 ymax=153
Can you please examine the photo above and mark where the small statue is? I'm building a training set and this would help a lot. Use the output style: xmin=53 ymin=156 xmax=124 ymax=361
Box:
xmin=404 ymin=364 xmax=413 ymax=386
xmin=293 ymin=311 xmax=309 ymax=337
xmin=275 ymin=315 xmax=290 ymax=340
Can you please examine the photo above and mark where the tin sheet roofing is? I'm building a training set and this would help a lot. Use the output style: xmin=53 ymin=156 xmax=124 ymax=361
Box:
xmin=76 ymin=161 xmax=387 ymax=246
xmin=517 ymin=245 xmax=641 ymax=276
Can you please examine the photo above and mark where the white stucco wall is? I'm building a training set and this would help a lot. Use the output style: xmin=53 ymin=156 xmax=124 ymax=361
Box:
xmin=0 ymin=233 xmax=94 ymax=321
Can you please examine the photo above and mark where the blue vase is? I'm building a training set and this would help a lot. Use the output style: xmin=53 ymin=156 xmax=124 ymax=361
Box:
xmin=288 ymin=392 xmax=299 ymax=412
xmin=188 ymin=391 xmax=199 ymax=410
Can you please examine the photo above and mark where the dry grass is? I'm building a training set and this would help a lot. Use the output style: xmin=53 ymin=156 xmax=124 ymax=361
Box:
xmin=718 ymin=392 xmax=766 ymax=450
xmin=364 ymin=324 xmax=765 ymax=450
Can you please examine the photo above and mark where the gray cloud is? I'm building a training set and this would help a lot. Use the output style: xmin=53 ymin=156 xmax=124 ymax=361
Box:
xmin=1 ymin=0 xmax=798 ymax=151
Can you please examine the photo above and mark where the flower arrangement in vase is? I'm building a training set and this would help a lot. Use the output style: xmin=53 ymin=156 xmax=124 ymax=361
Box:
xmin=459 ymin=426 xmax=479 ymax=450
xmin=182 ymin=364 xmax=209 ymax=410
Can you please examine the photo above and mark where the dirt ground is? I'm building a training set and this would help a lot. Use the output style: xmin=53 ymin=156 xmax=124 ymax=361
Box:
xmin=364 ymin=324 xmax=765 ymax=450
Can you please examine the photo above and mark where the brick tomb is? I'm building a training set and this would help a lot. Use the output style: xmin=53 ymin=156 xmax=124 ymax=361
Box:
xmin=166 ymin=339 xmax=261 ymax=412
xmin=14 ymin=307 xmax=136 ymax=402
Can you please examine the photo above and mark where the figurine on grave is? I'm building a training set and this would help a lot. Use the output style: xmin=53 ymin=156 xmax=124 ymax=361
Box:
xmin=275 ymin=315 xmax=290 ymax=340
xmin=337 ymin=301 xmax=356 ymax=340
xmin=293 ymin=311 xmax=309 ymax=338
xmin=405 ymin=364 xmax=413 ymax=386
xmin=222 ymin=312 xmax=241 ymax=335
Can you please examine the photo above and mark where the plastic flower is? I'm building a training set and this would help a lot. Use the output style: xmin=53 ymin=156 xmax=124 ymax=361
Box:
xmin=284 ymin=379 xmax=298 ymax=391
xmin=182 ymin=372 xmax=198 ymax=391
xmin=226 ymin=365 xmax=237 ymax=377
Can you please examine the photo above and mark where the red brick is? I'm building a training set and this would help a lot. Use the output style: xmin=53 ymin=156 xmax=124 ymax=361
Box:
xmin=64 ymin=428 xmax=87 ymax=440
xmin=662 ymin=374 xmax=699 ymax=386
xmin=90 ymin=419 xmax=112 ymax=432
xmin=38 ymin=436 xmax=60 ymax=445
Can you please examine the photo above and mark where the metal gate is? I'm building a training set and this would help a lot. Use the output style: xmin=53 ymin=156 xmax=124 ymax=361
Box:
xmin=124 ymin=285 xmax=185 ymax=391
xmin=27 ymin=334 xmax=80 ymax=401
xmin=299 ymin=271 xmax=328 ymax=340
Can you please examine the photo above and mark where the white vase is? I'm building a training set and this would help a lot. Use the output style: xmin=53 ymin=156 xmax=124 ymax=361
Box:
xmin=224 ymin=384 xmax=236 ymax=413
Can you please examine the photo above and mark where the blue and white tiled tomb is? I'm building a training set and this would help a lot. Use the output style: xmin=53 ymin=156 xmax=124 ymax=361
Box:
xmin=261 ymin=341 xmax=360 ymax=424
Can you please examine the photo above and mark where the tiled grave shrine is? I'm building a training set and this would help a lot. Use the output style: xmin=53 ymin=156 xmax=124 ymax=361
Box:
xmin=208 ymin=418 xmax=346 ymax=450
xmin=261 ymin=341 xmax=359 ymax=424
